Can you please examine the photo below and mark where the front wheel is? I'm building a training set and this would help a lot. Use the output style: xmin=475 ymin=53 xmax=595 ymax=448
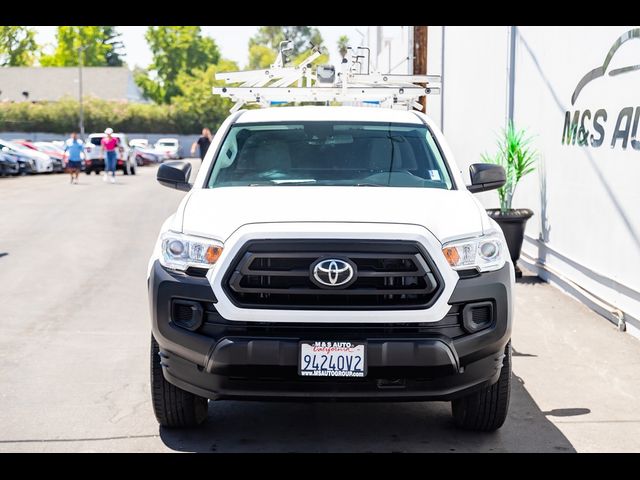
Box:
xmin=150 ymin=335 xmax=208 ymax=428
xmin=451 ymin=341 xmax=512 ymax=431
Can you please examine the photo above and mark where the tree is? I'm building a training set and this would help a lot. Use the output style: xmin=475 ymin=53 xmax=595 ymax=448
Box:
xmin=0 ymin=26 xmax=38 ymax=66
xmin=337 ymin=35 xmax=350 ymax=59
xmin=248 ymin=44 xmax=277 ymax=69
xmin=248 ymin=26 xmax=324 ymax=68
xmin=135 ymin=26 xmax=221 ymax=104
xmin=171 ymin=59 xmax=238 ymax=132
xmin=39 ymin=26 xmax=125 ymax=67
xmin=103 ymin=27 xmax=125 ymax=67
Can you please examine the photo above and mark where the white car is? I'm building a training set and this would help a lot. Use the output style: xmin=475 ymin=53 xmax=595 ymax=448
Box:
xmin=147 ymin=106 xmax=514 ymax=432
xmin=154 ymin=138 xmax=180 ymax=160
xmin=129 ymin=138 xmax=150 ymax=149
xmin=0 ymin=139 xmax=53 ymax=173
xmin=84 ymin=133 xmax=136 ymax=175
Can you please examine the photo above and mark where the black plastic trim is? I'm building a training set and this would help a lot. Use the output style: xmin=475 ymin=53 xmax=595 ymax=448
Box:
xmin=221 ymin=239 xmax=444 ymax=310
xmin=149 ymin=260 xmax=512 ymax=401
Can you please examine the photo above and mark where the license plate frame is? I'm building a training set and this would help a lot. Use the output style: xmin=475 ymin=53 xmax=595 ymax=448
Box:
xmin=298 ymin=341 xmax=367 ymax=378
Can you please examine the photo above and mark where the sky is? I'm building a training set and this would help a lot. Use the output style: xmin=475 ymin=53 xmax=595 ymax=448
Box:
xmin=31 ymin=26 xmax=369 ymax=69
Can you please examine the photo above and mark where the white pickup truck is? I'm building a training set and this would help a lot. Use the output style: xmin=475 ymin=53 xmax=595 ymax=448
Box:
xmin=147 ymin=105 xmax=513 ymax=431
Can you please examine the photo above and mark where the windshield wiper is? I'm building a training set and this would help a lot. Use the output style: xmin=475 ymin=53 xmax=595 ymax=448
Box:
xmin=271 ymin=179 xmax=317 ymax=185
xmin=355 ymin=183 xmax=384 ymax=187
xmin=248 ymin=179 xmax=317 ymax=186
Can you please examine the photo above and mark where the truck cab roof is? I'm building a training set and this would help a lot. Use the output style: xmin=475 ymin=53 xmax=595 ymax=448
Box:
xmin=234 ymin=106 xmax=425 ymax=125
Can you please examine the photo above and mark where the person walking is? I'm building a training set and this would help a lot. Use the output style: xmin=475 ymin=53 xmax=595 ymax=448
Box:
xmin=190 ymin=128 xmax=213 ymax=161
xmin=64 ymin=132 xmax=84 ymax=184
xmin=101 ymin=127 xmax=121 ymax=184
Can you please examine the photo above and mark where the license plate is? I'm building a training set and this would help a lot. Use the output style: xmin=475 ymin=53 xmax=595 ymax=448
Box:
xmin=299 ymin=341 xmax=367 ymax=377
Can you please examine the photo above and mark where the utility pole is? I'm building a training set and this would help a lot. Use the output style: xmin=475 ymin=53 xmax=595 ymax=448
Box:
xmin=78 ymin=46 xmax=86 ymax=138
xmin=413 ymin=26 xmax=428 ymax=113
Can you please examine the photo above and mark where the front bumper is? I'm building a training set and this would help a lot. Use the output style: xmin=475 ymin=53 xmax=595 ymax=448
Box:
xmin=0 ymin=162 xmax=20 ymax=175
xmin=149 ymin=261 xmax=513 ymax=401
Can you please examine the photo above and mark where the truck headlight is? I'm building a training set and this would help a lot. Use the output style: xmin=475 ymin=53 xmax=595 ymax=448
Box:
xmin=442 ymin=232 xmax=506 ymax=272
xmin=160 ymin=232 xmax=223 ymax=272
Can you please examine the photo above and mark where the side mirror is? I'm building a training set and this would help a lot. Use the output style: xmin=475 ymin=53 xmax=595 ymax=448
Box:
xmin=157 ymin=161 xmax=192 ymax=191
xmin=467 ymin=164 xmax=506 ymax=193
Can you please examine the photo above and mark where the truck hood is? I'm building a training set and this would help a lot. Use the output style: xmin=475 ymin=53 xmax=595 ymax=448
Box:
xmin=180 ymin=186 xmax=487 ymax=243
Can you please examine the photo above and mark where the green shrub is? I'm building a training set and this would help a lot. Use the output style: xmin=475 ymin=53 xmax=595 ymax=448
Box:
xmin=0 ymin=96 xmax=230 ymax=134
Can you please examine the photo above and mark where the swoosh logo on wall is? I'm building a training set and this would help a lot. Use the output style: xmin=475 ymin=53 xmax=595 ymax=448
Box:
xmin=571 ymin=28 xmax=640 ymax=106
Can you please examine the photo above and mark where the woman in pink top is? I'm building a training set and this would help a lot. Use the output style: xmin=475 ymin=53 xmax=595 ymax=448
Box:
xmin=101 ymin=127 xmax=121 ymax=183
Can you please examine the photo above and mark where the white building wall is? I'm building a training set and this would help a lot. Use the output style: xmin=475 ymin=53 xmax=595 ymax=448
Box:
xmin=370 ymin=25 xmax=640 ymax=337
xmin=431 ymin=25 xmax=640 ymax=337
xmin=367 ymin=26 xmax=413 ymax=74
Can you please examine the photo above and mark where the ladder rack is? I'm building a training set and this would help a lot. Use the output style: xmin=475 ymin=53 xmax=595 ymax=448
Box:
xmin=212 ymin=44 xmax=441 ymax=112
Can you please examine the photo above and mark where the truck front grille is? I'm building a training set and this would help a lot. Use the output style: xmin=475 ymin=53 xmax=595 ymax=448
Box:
xmin=223 ymin=240 xmax=443 ymax=310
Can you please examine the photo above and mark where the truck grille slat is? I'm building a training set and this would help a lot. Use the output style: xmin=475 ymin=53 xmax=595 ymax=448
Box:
xmin=222 ymin=240 xmax=443 ymax=310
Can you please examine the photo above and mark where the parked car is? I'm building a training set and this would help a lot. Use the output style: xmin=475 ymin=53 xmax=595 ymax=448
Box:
xmin=84 ymin=133 xmax=136 ymax=175
xmin=154 ymin=137 xmax=181 ymax=160
xmin=148 ymin=106 xmax=513 ymax=432
xmin=14 ymin=140 xmax=65 ymax=173
xmin=0 ymin=151 xmax=20 ymax=176
xmin=0 ymin=139 xmax=53 ymax=173
xmin=1 ymin=149 xmax=35 ymax=175
xmin=133 ymin=146 xmax=163 ymax=166
xmin=129 ymin=138 xmax=149 ymax=149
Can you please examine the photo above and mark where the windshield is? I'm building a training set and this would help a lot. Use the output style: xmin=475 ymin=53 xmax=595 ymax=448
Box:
xmin=206 ymin=122 xmax=453 ymax=189
xmin=157 ymin=141 xmax=176 ymax=147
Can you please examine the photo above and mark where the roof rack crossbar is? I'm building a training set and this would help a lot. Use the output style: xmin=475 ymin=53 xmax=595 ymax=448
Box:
xmin=212 ymin=42 xmax=441 ymax=111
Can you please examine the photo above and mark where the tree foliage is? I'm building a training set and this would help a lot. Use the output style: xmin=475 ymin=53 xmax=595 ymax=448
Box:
xmin=171 ymin=59 xmax=238 ymax=131
xmin=248 ymin=26 xmax=324 ymax=69
xmin=103 ymin=27 xmax=125 ymax=66
xmin=135 ymin=26 xmax=221 ymax=104
xmin=248 ymin=44 xmax=277 ymax=69
xmin=0 ymin=26 xmax=38 ymax=66
xmin=39 ymin=26 xmax=125 ymax=67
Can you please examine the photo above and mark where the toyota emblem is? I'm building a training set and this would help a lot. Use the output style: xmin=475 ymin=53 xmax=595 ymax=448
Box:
xmin=311 ymin=258 xmax=356 ymax=288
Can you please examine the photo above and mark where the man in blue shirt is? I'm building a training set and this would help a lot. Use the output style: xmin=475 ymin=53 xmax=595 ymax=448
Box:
xmin=64 ymin=132 xmax=84 ymax=184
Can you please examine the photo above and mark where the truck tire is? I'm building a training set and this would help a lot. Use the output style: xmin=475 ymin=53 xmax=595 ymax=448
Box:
xmin=451 ymin=340 xmax=511 ymax=431
xmin=150 ymin=334 xmax=208 ymax=428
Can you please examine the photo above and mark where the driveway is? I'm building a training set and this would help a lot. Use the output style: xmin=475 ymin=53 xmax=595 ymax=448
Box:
xmin=0 ymin=162 xmax=638 ymax=452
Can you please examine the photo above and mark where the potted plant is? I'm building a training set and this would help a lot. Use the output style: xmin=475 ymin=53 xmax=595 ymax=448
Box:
xmin=481 ymin=122 xmax=537 ymax=278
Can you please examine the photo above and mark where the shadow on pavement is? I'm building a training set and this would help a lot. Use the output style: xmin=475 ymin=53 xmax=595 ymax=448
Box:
xmin=159 ymin=372 xmax=576 ymax=453
xmin=516 ymin=274 xmax=545 ymax=285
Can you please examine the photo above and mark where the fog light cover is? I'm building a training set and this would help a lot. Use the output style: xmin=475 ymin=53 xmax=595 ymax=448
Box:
xmin=462 ymin=301 xmax=494 ymax=333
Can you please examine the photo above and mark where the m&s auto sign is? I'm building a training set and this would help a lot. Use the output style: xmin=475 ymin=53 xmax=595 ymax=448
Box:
xmin=562 ymin=28 xmax=640 ymax=150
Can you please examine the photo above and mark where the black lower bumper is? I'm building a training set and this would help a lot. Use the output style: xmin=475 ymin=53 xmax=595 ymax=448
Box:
xmin=149 ymin=261 xmax=512 ymax=401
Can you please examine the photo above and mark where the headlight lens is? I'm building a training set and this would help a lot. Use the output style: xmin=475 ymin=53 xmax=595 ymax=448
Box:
xmin=442 ymin=232 xmax=506 ymax=272
xmin=160 ymin=232 xmax=223 ymax=271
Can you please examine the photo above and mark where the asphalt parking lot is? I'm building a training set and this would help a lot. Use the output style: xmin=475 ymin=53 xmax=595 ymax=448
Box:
xmin=1 ymin=162 xmax=639 ymax=452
